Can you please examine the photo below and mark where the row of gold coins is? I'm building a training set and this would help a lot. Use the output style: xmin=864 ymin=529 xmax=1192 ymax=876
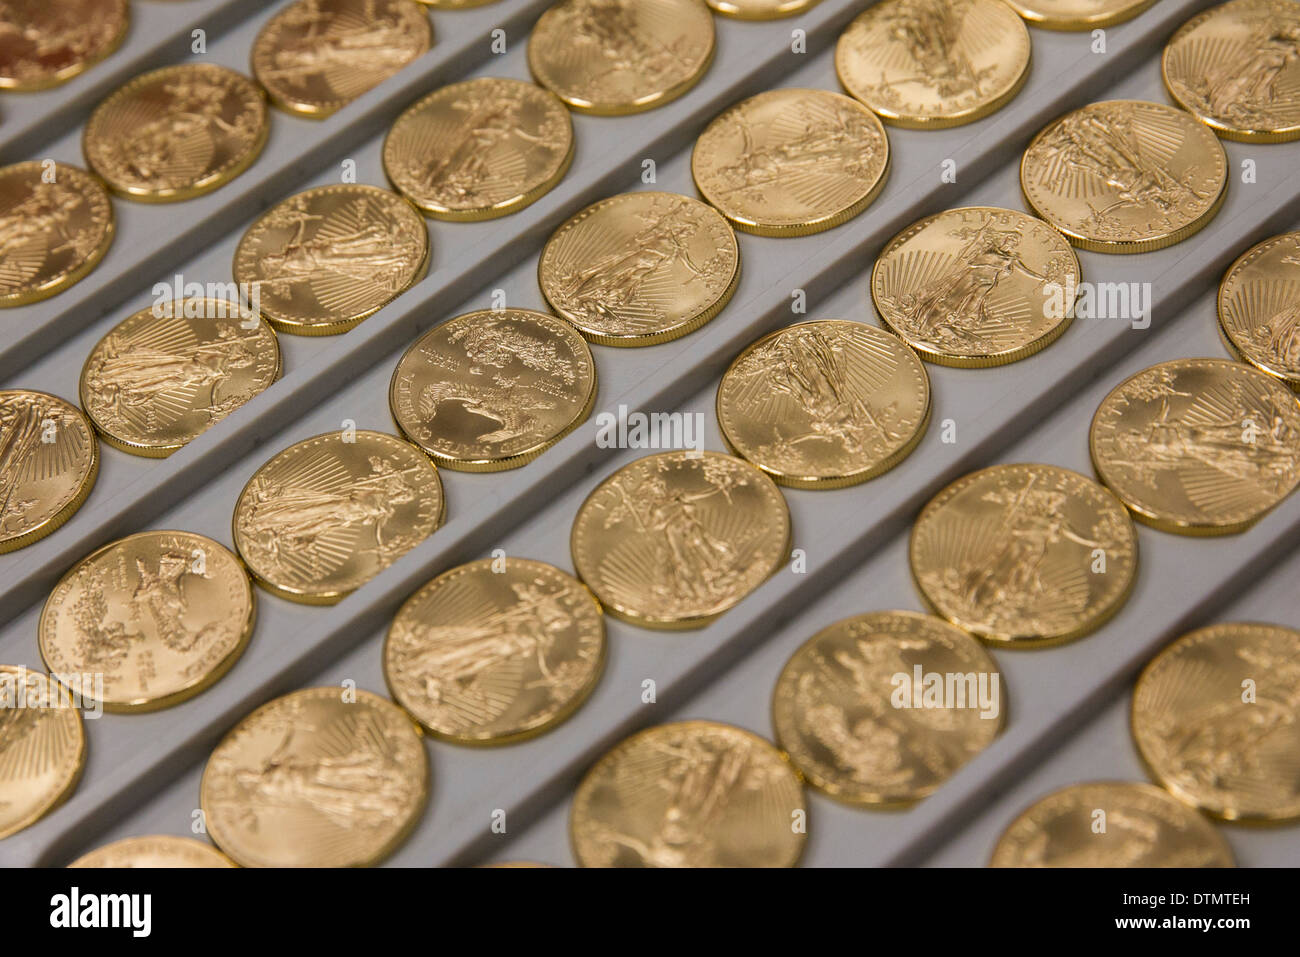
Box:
xmin=5 ymin=0 xmax=1300 ymax=861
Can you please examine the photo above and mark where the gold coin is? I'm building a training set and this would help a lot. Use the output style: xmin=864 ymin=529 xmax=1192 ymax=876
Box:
xmin=83 ymin=63 xmax=269 ymax=203
xmin=383 ymin=77 xmax=574 ymax=221
xmin=717 ymin=320 xmax=930 ymax=488
xmin=232 ymin=429 xmax=444 ymax=604
xmin=691 ymin=88 xmax=890 ymax=237
xmin=233 ymin=184 xmax=429 ymax=335
xmin=39 ymin=531 xmax=256 ymax=713
xmin=871 ymin=207 xmax=1081 ymax=367
xmin=1133 ymin=622 xmax=1300 ymax=822
xmin=570 ymin=720 xmax=806 ymax=867
xmin=383 ymin=557 xmax=605 ymax=744
xmin=389 ymin=308 xmax=596 ymax=471
xmin=1020 ymin=99 xmax=1228 ymax=254
xmin=706 ymin=0 xmax=821 ymax=18
xmin=991 ymin=781 xmax=1234 ymax=867
xmin=910 ymin=463 xmax=1138 ymax=645
xmin=773 ymin=611 xmax=1004 ymax=806
xmin=252 ymin=0 xmax=432 ymax=118
xmin=528 ymin=0 xmax=715 ymax=115
xmin=201 ymin=686 xmax=428 ymax=867
xmin=571 ymin=451 xmax=791 ymax=629
xmin=0 ymin=390 xmax=99 ymax=555
xmin=836 ymin=0 xmax=1031 ymax=129
xmin=0 ymin=665 xmax=86 ymax=840
xmin=0 ymin=0 xmax=129 ymax=91
xmin=1218 ymin=232 xmax=1300 ymax=391
xmin=1163 ymin=0 xmax=1300 ymax=143
xmin=0 ymin=161 xmax=114 ymax=308
xmin=1089 ymin=358 xmax=1300 ymax=534
xmin=538 ymin=191 xmax=740 ymax=345
xmin=413 ymin=0 xmax=497 ymax=6
xmin=1002 ymin=0 xmax=1157 ymax=30
xmin=80 ymin=298 xmax=281 ymax=457
xmin=69 ymin=835 xmax=236 ymax=868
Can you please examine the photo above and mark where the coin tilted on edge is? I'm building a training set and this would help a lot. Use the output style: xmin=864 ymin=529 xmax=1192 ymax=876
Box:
xmin=1020 ymin=99 xmax=1228 ymax=254
xmin=0 ymin=161 xmax=115 ymax=308
xmin=571 ymin=451 xmax=791 ymax=629
xmin=1133 ymin=622 xmax=1300 ymax=823
xmin=871 ymin=207 xmax=1082 ymax=367
xmin=528 ymin=0 xmax=715 ymax=115
xmin=0 ymin=0 xmax=129 ymax=91
xmin=384 ymin=557 xmax=606 ymax=744
xmin=693 ymin=88 xmax=890 ymax=237
xmin=384 ymin=77 xmax=574 ymax=221
xmin=539 ymin=192 xmax=740 ymax=346
xmin=773 ymin=611 xmax=1004 ymax=807
xmin=0 ymin=665 xmax=86 ymax=840
xmin=706 ymin=0 xmax=821 ymax=18
xmin=836 ymin=0 xmax=1031 ymax=129
xmin=390 ymin=308 xmax=596 ymax=471
xmin=1002 ymin=0 xmax=1157 ymax=30
xmin=40 ymin=531 xmax=256 ymax=713
xmin=1163 ymin=0 xmax=1300 ymax=143
xmin=80 ymin=298 xmax=281 ymax=457
xmin=233 ymin=184 xmax=429 ymax=335
xmin=233 ymin=430 xmax=444 ymax=604
xmin=69 ymin=835 xmax=237 ymax=868
xmin=83 ymin=63 xmax=269 ymax=202
xmin=201 ymin=687 xmax=428 ymax=867
xmin=252 ymin=0 xmax=432 ymax=118
xmin=910 ymin=463 xmax=1138 ymax=645
xmin=1217 ymin=230 xmax=1300 ymax=390
xmin=1089 ymin=358 xmax=1300 ymax=534
xmin=717 ymin=320 xmax=931 ymax=488
xmin=0 ymin=390 xmax=99 ymax=555
xmin=570 ymin=720 xmax=806 ymax=867
xmin=991 ymin=781 xmax=1235 ymax=867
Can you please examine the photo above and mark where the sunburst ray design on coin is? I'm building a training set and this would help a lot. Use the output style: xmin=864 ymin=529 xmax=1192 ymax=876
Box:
xmin=570 ymin=721 xmax=805 ymax=867
xmin=0 ymin=390 xmax=98 ymax=554
xmin=201 ymin=688 xmax=427 ymax=867
xmin=571 ymin=451 xmax=790 ymax=628
xmin=0 ymin=0 xmax=129 ymax=91
xmin=1089 ymin=358 xmax=1300 ymax=533
xmin=0 ymin=666 xmax=86 ymax=840
xmin=234 ymin=184 xmax=428 ymax=334
xmin=0 ymin=161 xmax=114 ymax=307
xmin=1218 ymin=231 xmax=1300 ymax=389
xmin=1163 ymin=0 xmax=1300 ymax=143
xmin=692 ymin=88 xmax=890 ymax=236
xmin=1020 ymin=99 xmax=1228 ymax=253
xmin=252 ymin=0 xmax=432 ymax=117
xmin=835 ymin=0 xmax=1031 ymax=128
xmin=990 ymin=781 xmax=1235 ymax=867
xmin=1133 ymin=622 xmax=1300 ymax=822
xmin=80 ymin=299 xmax=280 ymax=456
xmin=527 ymin=0 xmax=715 ymax=115
xmin=772 ymin=611 xmax=1004 ymax=806
xmin=40 ymin=531 xmax=256 ymax=712
xmin=910 ymin=463 xmax=1137 ymax=644
xmin=872 ymin=207 xmax=1080 ymax=366
xmin=384 ymin=77 xmax=573 ymax=220
xmin=233 ymin=430 xmax=443 ymax=603
xmin=539 ymin=191 xmax=740 ymax=344
xmin=384 ymin=557 xmax=605 ymax=743
xmin=83 ymin=64 xmax=269 ymax=202
xmin=717 ymin=320 xmax=930 ymax=487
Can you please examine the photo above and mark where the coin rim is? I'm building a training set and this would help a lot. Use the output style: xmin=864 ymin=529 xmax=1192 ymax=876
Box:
xmin=381 ymin=556 xmax=607 ymax=745
xmin=705 ymin=0 xmax=822 ymax=18
xmin=67 ymin=834 xmax=238 ymax=868
xmin=39 ymin=530 xmax=258 ymax=713
xmin=716 ymin=319 xmax=932 ymax=487
xmin=1002 ymin=0 xmax=1157 ymax=30
xmin=909 ymin=461 xmax=1139 ymax=645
